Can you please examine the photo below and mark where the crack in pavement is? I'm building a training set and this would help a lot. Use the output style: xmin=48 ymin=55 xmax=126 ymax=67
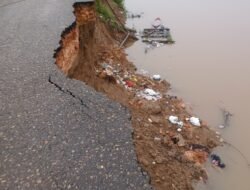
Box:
xmin=48 ymin=74 xmax=94 ymax=119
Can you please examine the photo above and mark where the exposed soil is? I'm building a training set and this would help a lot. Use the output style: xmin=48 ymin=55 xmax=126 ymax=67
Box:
xmin=54 ymin=1 xmax=221 ymax=189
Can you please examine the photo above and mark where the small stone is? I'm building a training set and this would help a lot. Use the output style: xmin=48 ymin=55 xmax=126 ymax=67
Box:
xmin=140 ymin=158 xmax=149 ymax=166
xmin=97 ymin=165 xmax=104 ymax=169
xmin=176 ymin=134 xmax=186 ymax=147
xmin=163 ymin=137 xmax=170 ymax=145
xmin=155 ymin=179 xmax=161 ymax=183
xmin=150 ymin=115 xmax=162 ymax=124
xmin=155 ymin=157 xmax=163 ymax=164
xmin=180 ymin=103 xmax=186 ymax=108
xmin=37 ymin=179 xmax=42 ymax=184
xmin=154 ymin=137 xmax=161 ymax=142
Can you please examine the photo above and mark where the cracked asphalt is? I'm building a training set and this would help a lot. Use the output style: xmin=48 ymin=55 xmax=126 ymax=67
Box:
xmin=0 ymin=0 xmax=151 ymax=189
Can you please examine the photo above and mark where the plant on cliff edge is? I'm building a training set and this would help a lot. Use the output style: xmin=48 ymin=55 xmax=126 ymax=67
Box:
xmin=96 ymin=0 xmax=115 ymax=21
xmin=113 ymin=0 xmax=125 ymax=9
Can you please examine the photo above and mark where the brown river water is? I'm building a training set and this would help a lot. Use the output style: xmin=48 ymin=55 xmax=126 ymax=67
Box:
xmin=125 ymin=0 xmax=250 ymax=189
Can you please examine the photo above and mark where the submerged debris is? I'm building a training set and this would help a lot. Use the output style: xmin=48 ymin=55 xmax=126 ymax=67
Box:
xmin=210 ymin=154 xmax=226 ymax=169
xmin=127 ymin=12 xmax=143 ymax=19
xmin=219 ymin=108 xmax=233 ymax=129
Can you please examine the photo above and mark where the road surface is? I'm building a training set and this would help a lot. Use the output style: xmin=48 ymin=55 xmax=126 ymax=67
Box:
xmin=0 ymin=0 xmax=151 ymax=189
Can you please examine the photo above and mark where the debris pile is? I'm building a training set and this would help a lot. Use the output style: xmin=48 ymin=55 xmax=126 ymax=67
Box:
xmin=54 ymin=3 xmax=222 ymax=189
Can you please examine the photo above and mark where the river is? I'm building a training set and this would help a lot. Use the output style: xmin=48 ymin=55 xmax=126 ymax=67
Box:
xmin=125 ymin=0 xmax=250 ymax=189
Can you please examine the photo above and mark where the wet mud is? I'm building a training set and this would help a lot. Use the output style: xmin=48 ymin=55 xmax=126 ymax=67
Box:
xmin=54 ymin=1 xmax=220 ymax=189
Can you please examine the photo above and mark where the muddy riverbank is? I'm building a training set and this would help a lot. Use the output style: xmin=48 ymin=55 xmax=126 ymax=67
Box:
xmin=54 ymin=1 xmax=221 ymax=189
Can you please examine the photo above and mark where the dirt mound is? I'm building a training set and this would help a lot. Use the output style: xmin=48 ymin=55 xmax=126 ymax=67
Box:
xmin=54 ymin=1 xmax=220 ymax=189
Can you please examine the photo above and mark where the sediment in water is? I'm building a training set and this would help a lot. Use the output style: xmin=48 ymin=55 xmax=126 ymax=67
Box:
xmin=54 ymin=1 xmax=220 ymax=189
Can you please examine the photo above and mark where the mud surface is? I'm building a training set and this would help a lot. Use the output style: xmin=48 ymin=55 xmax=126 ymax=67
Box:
xmin=54 ymin=1 xmax=220 ymax=189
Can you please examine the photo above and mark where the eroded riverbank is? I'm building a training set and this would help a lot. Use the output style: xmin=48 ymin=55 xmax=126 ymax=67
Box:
xmin=54 ymin=1 xmax=221 ymax=189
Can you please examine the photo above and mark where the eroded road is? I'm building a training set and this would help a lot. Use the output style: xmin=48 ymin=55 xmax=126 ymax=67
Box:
xmin=0 ymin=0 xmax=151 ymax=189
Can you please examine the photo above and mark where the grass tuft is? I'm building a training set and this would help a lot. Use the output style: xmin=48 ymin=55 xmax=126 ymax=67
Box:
xmin=96 ymin=0 xmax=115 ymax=21
xmin=113 ymin=0 xmax=125 ymax=9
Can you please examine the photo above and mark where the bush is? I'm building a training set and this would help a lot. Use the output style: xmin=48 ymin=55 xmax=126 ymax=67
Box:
xmin=113 ymin=0 xmax=124 ymax=9
xmin=96 ymin=0 xmax=115 ymax=21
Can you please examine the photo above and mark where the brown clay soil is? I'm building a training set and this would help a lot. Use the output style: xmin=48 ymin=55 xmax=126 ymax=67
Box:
xmin=54 ymin=1 xmax=221 ymax=189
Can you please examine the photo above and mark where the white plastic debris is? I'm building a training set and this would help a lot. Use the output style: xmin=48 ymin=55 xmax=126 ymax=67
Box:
xmin=177 ymin=128 xmax=182 ymax=132
xmin=189 ymin=117 xmax=201 ymax=127
xmin=169 ymin=116 xmax=179 ymax=124
xmin=169 ymin=116 xmax=184 ymax=128
xmin=177 ymin=121 xmax=184 ymax=128
xmin=153 ymin=74 xmax=161 ymax=81
xmin=144 ymin=88 xmax=157 ymax=96
xmin=218 ymin=125 xmax=225 ymax=129
xmin=137 ymin=88 xmax=161 ymax=101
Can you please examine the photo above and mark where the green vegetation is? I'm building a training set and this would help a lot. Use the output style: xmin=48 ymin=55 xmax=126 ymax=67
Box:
xmin=113 ymin=0 xmax=125 ymax=9
xmin=96 ymin=0 xmax=115 ymax=21
xmin=95 ymin=0 xmax=125 ymax=31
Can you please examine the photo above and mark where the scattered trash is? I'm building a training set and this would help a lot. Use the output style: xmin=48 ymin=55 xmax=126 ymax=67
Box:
xmin=168 ymin=116 xmax=184 ymax=128
xmin=127 ymin=12 xmax=143 ymax=19
xmin=145 ymin=42 xmax=165 ymax=53
xmin=138 ymin=88 xmax=161 ymax=101
xmin=218 ymin=125 xmax=225 ymax=129
xmin=125 ymin=80 xmax=135 ymax=88
xmin=169 ymin=116 xmax=179 ymax=124
xmin=210 ymin=154 xmax=226 ymax=168
xmin=152 ymin=74 xmax=161 ymax=81
xmin=145 ymin=88 xmax=158 ymax=96
xmin=137 ymin=69 xmax=149 ymax=76
xmin=219 ymin=108 xmax=233 ymax=129
xmin=189 ymin=117 xmax=201 ymax=127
